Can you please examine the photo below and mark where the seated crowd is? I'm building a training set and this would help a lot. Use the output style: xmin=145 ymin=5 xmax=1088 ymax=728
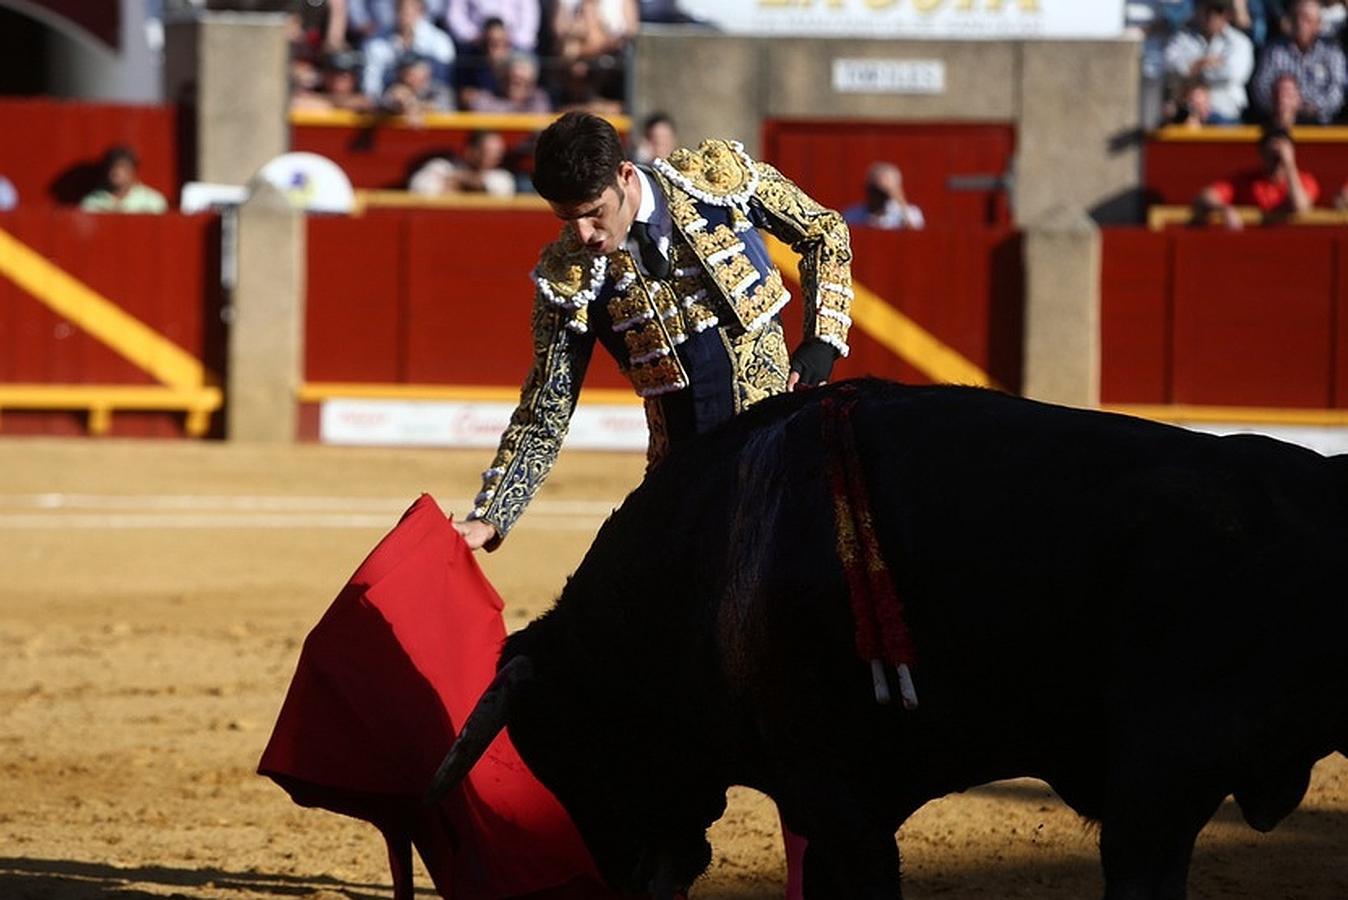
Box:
xmin=1131 ymin=0 xmax=1348 ymax=224
xmin=288 ymin=0 xmax=645 ymax=119
xmin=1141 ymin=0 xmax=1347 ymax=126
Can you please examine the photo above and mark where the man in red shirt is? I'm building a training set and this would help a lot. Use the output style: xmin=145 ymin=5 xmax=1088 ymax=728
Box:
xmin=1192 ymin=127 xmax=1320 ymax=229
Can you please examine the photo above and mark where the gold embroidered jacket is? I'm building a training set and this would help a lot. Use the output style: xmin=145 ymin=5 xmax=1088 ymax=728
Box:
xmin=470 ymin=139 xmax=853 ymax=540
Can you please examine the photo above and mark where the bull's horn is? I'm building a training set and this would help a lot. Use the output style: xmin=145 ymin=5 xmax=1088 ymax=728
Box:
xmin=424 ymin=654 xmax=534 ymax=805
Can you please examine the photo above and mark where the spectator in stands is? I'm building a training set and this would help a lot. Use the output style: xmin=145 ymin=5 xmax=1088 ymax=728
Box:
xmin=632 ymin=112 xmax=677 ymax=164
xmin=463 ymin=51 xmax=551 ymax=112
xmin=289 ymin=1 xmax=348 ymax=58
xmin=1268 ymin=71 xmax=1311 ymax=125
xmin=409 ymin=130 xmax=517 ymax=196
xmin=1191 ymin=127 xmax=1319 ymax=227
xmin=292 ymin=49 xmax=376 ymax=112
xmin=0 ymin=176 xmax=16 ymax=212
xmin=445 ymin=0 xmax=540 ymax=53
xmin=455 ymin=15 xmax=512 ymax=108
xmin=1129 ymin=0 xmax=1198 ymax=126
xmin=1171 ymin=80 xmax=1219 ymax=125
xmin=382 ymin=52 xmax=456 ymax=114
xmin=553 ymin=0 xmax=638 ymax=60
xmin=1164 ymin=0 xmax=1256 ymax=123
xmin=843 ymin=163 xmax=925 ymax=231
xmin=81 ymin=146 xmax=168 ymax=214
xmin=550 ymin=0 xmax=634 ymax=108
xmin=349 ymin=0 xmax=449 ymax=38
xmin=1252 ymin=0 xmax=1347 ymax=122
xmin=551 ymin=56 xmax=625 ymax=113
xmin=362 ymin=0 xmax=455 ymax=99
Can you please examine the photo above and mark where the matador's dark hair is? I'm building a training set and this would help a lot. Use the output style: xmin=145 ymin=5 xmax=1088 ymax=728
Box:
xmin=532 ymin=112 xmax=626 ymax=205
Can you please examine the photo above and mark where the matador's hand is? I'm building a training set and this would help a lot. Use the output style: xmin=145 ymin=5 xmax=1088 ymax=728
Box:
xmin=789 ymin=338 xmax=839 ymax=390
xmin=453 ymin=518 xmax=499 ymax=551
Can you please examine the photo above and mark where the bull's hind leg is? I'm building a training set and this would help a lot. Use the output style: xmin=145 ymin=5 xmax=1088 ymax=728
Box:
xmin=802 ymin=830 xmax=902 ymax=900
xmin=1099 ymin=780 xmax=1224 ymax=900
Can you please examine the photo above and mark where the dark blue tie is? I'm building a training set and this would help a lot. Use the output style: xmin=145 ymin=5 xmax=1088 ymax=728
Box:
xmin=629 ymin=220 xmax=671 ymax=279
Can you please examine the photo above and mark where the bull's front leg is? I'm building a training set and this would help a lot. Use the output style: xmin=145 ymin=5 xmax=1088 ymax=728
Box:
xmin=1098 ymin=774 xmax=1225 ymax=900
xmin=802 ymin=830 xmax=902 ymax=900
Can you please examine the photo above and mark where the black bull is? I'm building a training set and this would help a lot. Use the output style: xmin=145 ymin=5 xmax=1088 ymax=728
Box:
xmin=430 ymin=380 xmax=1348 ymax=900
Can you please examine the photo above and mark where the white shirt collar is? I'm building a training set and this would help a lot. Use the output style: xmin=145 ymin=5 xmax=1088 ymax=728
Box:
xmin=625 ymin=167 xmax=672 ymax=269
xmin=634 ymin=166 xmax=659 ymax=225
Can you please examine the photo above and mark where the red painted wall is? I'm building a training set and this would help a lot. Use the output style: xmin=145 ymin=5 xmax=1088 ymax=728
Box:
xmin=307 ymin=209 xmax=627 ymax=390
xmin=1101 ymin=228 xmax=1348 ymax=409
xmin=0 ymin=210 xmax=224 ymax=436
xmin=0 ymin=100 xmax=184 ymax=208
xmin=1145 ymin=138 xmax=1348 ymax=207
xmin=762 ymin=120 xmax=1016 ymax=229
xmin=816 ymin=228 xmax=1023 ymax=390
xmin=306 ymin=212 xmax=1023 ymax=392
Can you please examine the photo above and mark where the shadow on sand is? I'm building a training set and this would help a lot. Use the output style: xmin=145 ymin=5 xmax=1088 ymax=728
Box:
xmin=0 ymin=857 xmax=425 ymax=900
xmin=3 ymin=794 xmax=1346 ymax=899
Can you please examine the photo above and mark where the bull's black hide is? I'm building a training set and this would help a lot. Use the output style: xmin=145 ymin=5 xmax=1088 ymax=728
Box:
xmin=466 ymin=380 xmax=1348 ymax=900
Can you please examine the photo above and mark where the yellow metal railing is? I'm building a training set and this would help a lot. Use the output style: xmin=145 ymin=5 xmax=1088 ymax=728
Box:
xmin=0 ymin=226 xmax=222 ymax=436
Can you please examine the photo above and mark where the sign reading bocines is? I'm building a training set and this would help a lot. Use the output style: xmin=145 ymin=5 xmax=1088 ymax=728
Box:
xmin=833 ymin=59 xmax=946 ymax=93
xmin=677 ymin=0 xmax=1125 ymax=41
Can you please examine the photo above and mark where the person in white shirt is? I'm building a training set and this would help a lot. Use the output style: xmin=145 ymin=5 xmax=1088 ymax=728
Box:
xmin=842 ymin=163 xmax=925 ymax=231
xmin=1163 ymin=0 xmax=1255 ymax=124
xmin=362 ymin=0 xmax=455 ymax=99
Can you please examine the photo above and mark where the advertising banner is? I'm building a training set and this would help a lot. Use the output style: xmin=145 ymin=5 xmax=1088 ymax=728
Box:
xmin=320 ymin=399 xmax=649 ymax=451
xmin=676 ymin=0 xmax=1125 ymax=41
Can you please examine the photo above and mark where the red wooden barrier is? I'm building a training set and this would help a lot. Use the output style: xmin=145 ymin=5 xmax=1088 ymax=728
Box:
xmin=306 ymin=212 xmax=1023 ymax=394
xmin=1101 ymin=227 xmax=1348 ymax=409
xmin=306 ymin=209 xmax=629 ymax=390
xmin=0 ymin=99 xmax=183 ymax=208
xmin=762 ymin=120 xmax=1016 ymax=229
xmin=826 ymin=228 xmax=1022 ymax=390
xmin=0 ymin=210 xmax=223 ymax=436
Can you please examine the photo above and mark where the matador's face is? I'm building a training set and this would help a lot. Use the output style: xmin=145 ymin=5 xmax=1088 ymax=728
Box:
xmin=548 ymin=161 xmax=642 ymax=257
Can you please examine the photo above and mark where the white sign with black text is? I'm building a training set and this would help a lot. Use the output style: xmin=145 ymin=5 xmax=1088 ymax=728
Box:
xmin=832 ymin=58 xmax=946 ymax=94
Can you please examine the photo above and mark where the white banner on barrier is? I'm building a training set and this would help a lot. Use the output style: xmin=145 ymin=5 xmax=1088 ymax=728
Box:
xmin=320 ymin=399 xmax=649 ymax=450
xmin=677 ymin=0 xmax=1125 ymax=40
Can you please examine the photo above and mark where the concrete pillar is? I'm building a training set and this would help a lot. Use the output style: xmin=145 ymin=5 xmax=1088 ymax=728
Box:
xmin=164 ymin=12 xmax=289 ymax=185
xmin=1017 ymin=40 xmax=1142 ymax=225
xmin=633 ymin=31 xmax=767 ymax=155
xmin=1021 ymin=206 xmax=1101 ymax=409
xmin=229 ymin=182 xmax=305 ymax=442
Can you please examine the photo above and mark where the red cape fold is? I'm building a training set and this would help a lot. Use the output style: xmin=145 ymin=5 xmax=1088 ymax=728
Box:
xmin=258 ymin=494 xmax=619 ymax=899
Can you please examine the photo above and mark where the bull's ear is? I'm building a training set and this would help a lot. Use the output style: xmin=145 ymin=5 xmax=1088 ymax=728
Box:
xmin=424 ymin=654 xmax=534 ymax=805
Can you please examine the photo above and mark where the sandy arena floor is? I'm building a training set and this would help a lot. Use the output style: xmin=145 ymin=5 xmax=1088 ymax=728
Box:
xmin=1 ymin=437 xmax=1344 ymax=899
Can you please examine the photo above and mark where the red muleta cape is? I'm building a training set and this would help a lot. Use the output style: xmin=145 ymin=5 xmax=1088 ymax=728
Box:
xmin=258 ymin=493 xmax=620 ymax=900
